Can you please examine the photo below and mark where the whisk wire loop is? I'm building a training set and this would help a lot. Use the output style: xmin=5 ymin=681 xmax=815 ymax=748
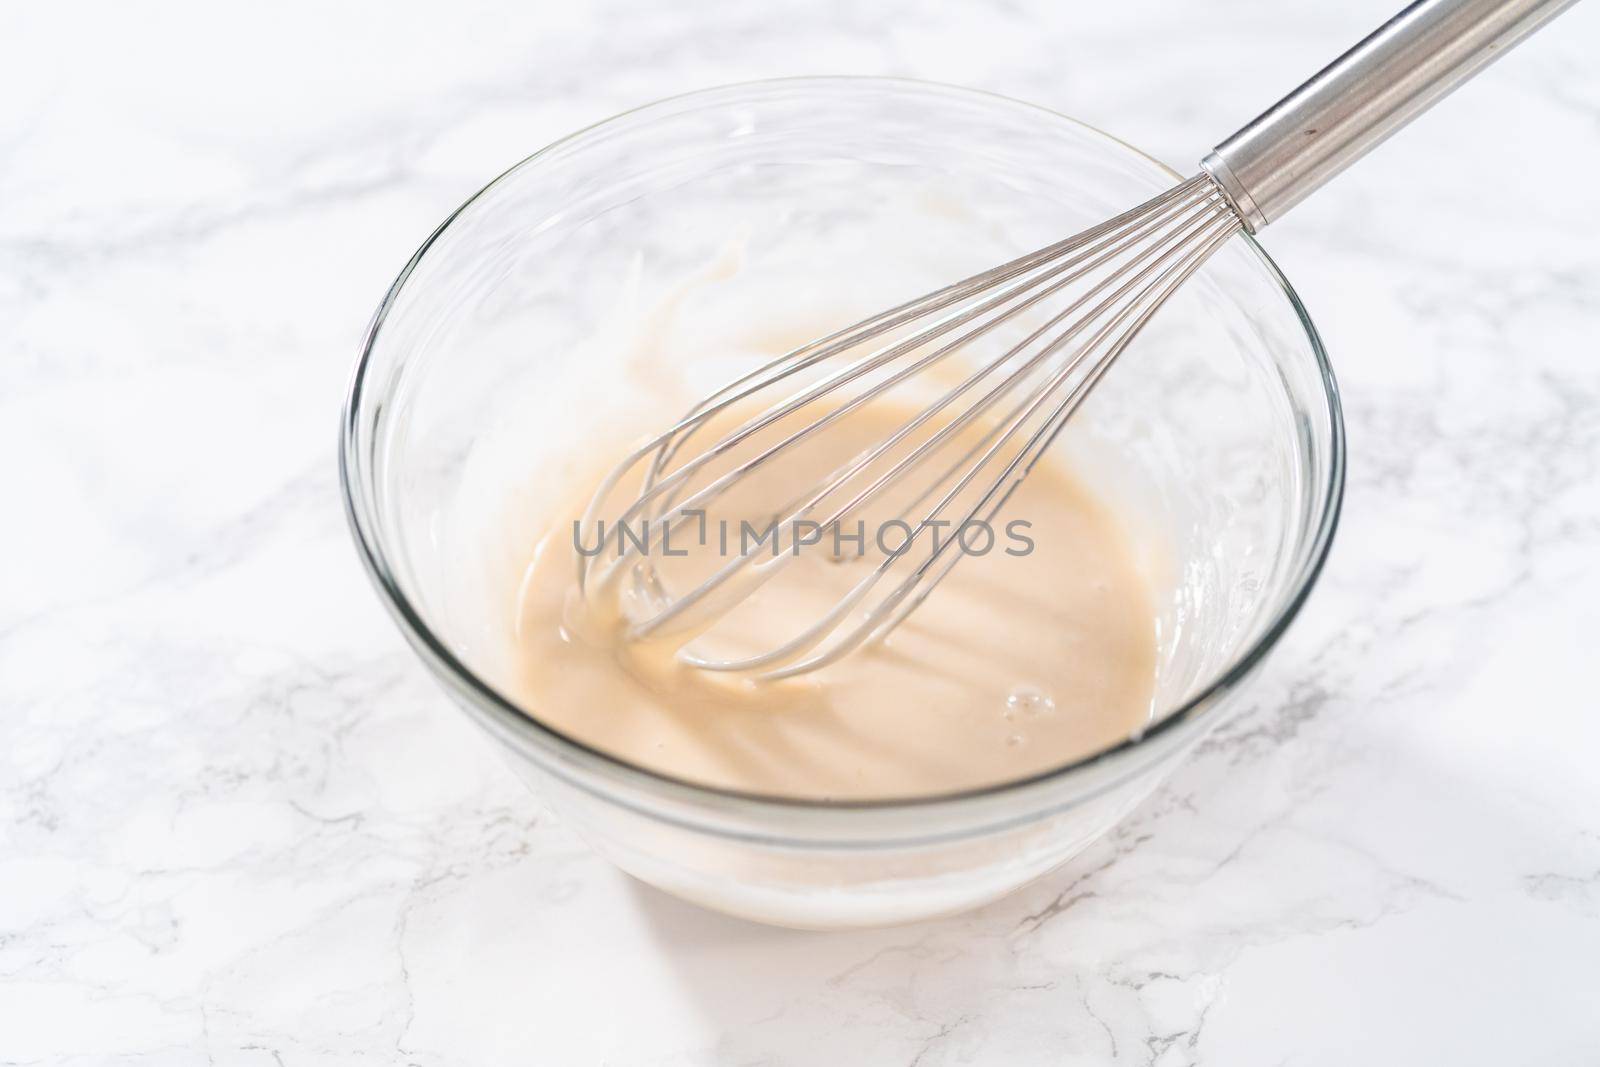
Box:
xmin=578 ymin=174 xmax=1244 ymax=676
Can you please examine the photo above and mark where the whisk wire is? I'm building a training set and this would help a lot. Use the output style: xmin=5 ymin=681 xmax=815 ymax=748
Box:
xmin=641 ymin=190 xmax=1235 ymax=646
xmin=611 ymin=183 xmax=1230 ymax=628
xmin=580 ymin=174 xmax=1244 ymax=676
xmin=688 ymin=197 xmax=1243 ymax=675
xmin=581 ymin=176 xmax=1217 ymax=594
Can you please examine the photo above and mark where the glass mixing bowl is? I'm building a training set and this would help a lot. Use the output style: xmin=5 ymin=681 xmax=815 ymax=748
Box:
xmin=341 ymin=78 xmax=1344 ymax=928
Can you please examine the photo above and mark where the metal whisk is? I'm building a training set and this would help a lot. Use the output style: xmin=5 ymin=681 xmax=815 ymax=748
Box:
xmin=578 ymin=0 xmax=1571 ymax=680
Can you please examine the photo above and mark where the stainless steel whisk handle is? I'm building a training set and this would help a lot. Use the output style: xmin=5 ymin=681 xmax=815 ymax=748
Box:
xmin=1202 ymin=0 xmax=1577 ymax=232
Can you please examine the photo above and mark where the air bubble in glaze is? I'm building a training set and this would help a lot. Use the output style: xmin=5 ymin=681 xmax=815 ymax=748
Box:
xmin=1005 ymin=684 xmax=1057 ymax=720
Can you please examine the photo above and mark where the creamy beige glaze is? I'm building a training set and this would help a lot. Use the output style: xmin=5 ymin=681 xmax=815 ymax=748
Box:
xmin=509 ymin=394 xmax=1159 ymax=801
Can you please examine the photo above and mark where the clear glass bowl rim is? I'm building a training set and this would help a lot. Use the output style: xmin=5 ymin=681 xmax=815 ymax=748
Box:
xmin=339 ymin=75 xmax=1347 ymax=818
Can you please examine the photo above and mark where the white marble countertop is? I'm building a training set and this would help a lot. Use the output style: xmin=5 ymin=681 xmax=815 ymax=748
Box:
xmin=4 ymin=1 xmax=1599 ymax=1062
